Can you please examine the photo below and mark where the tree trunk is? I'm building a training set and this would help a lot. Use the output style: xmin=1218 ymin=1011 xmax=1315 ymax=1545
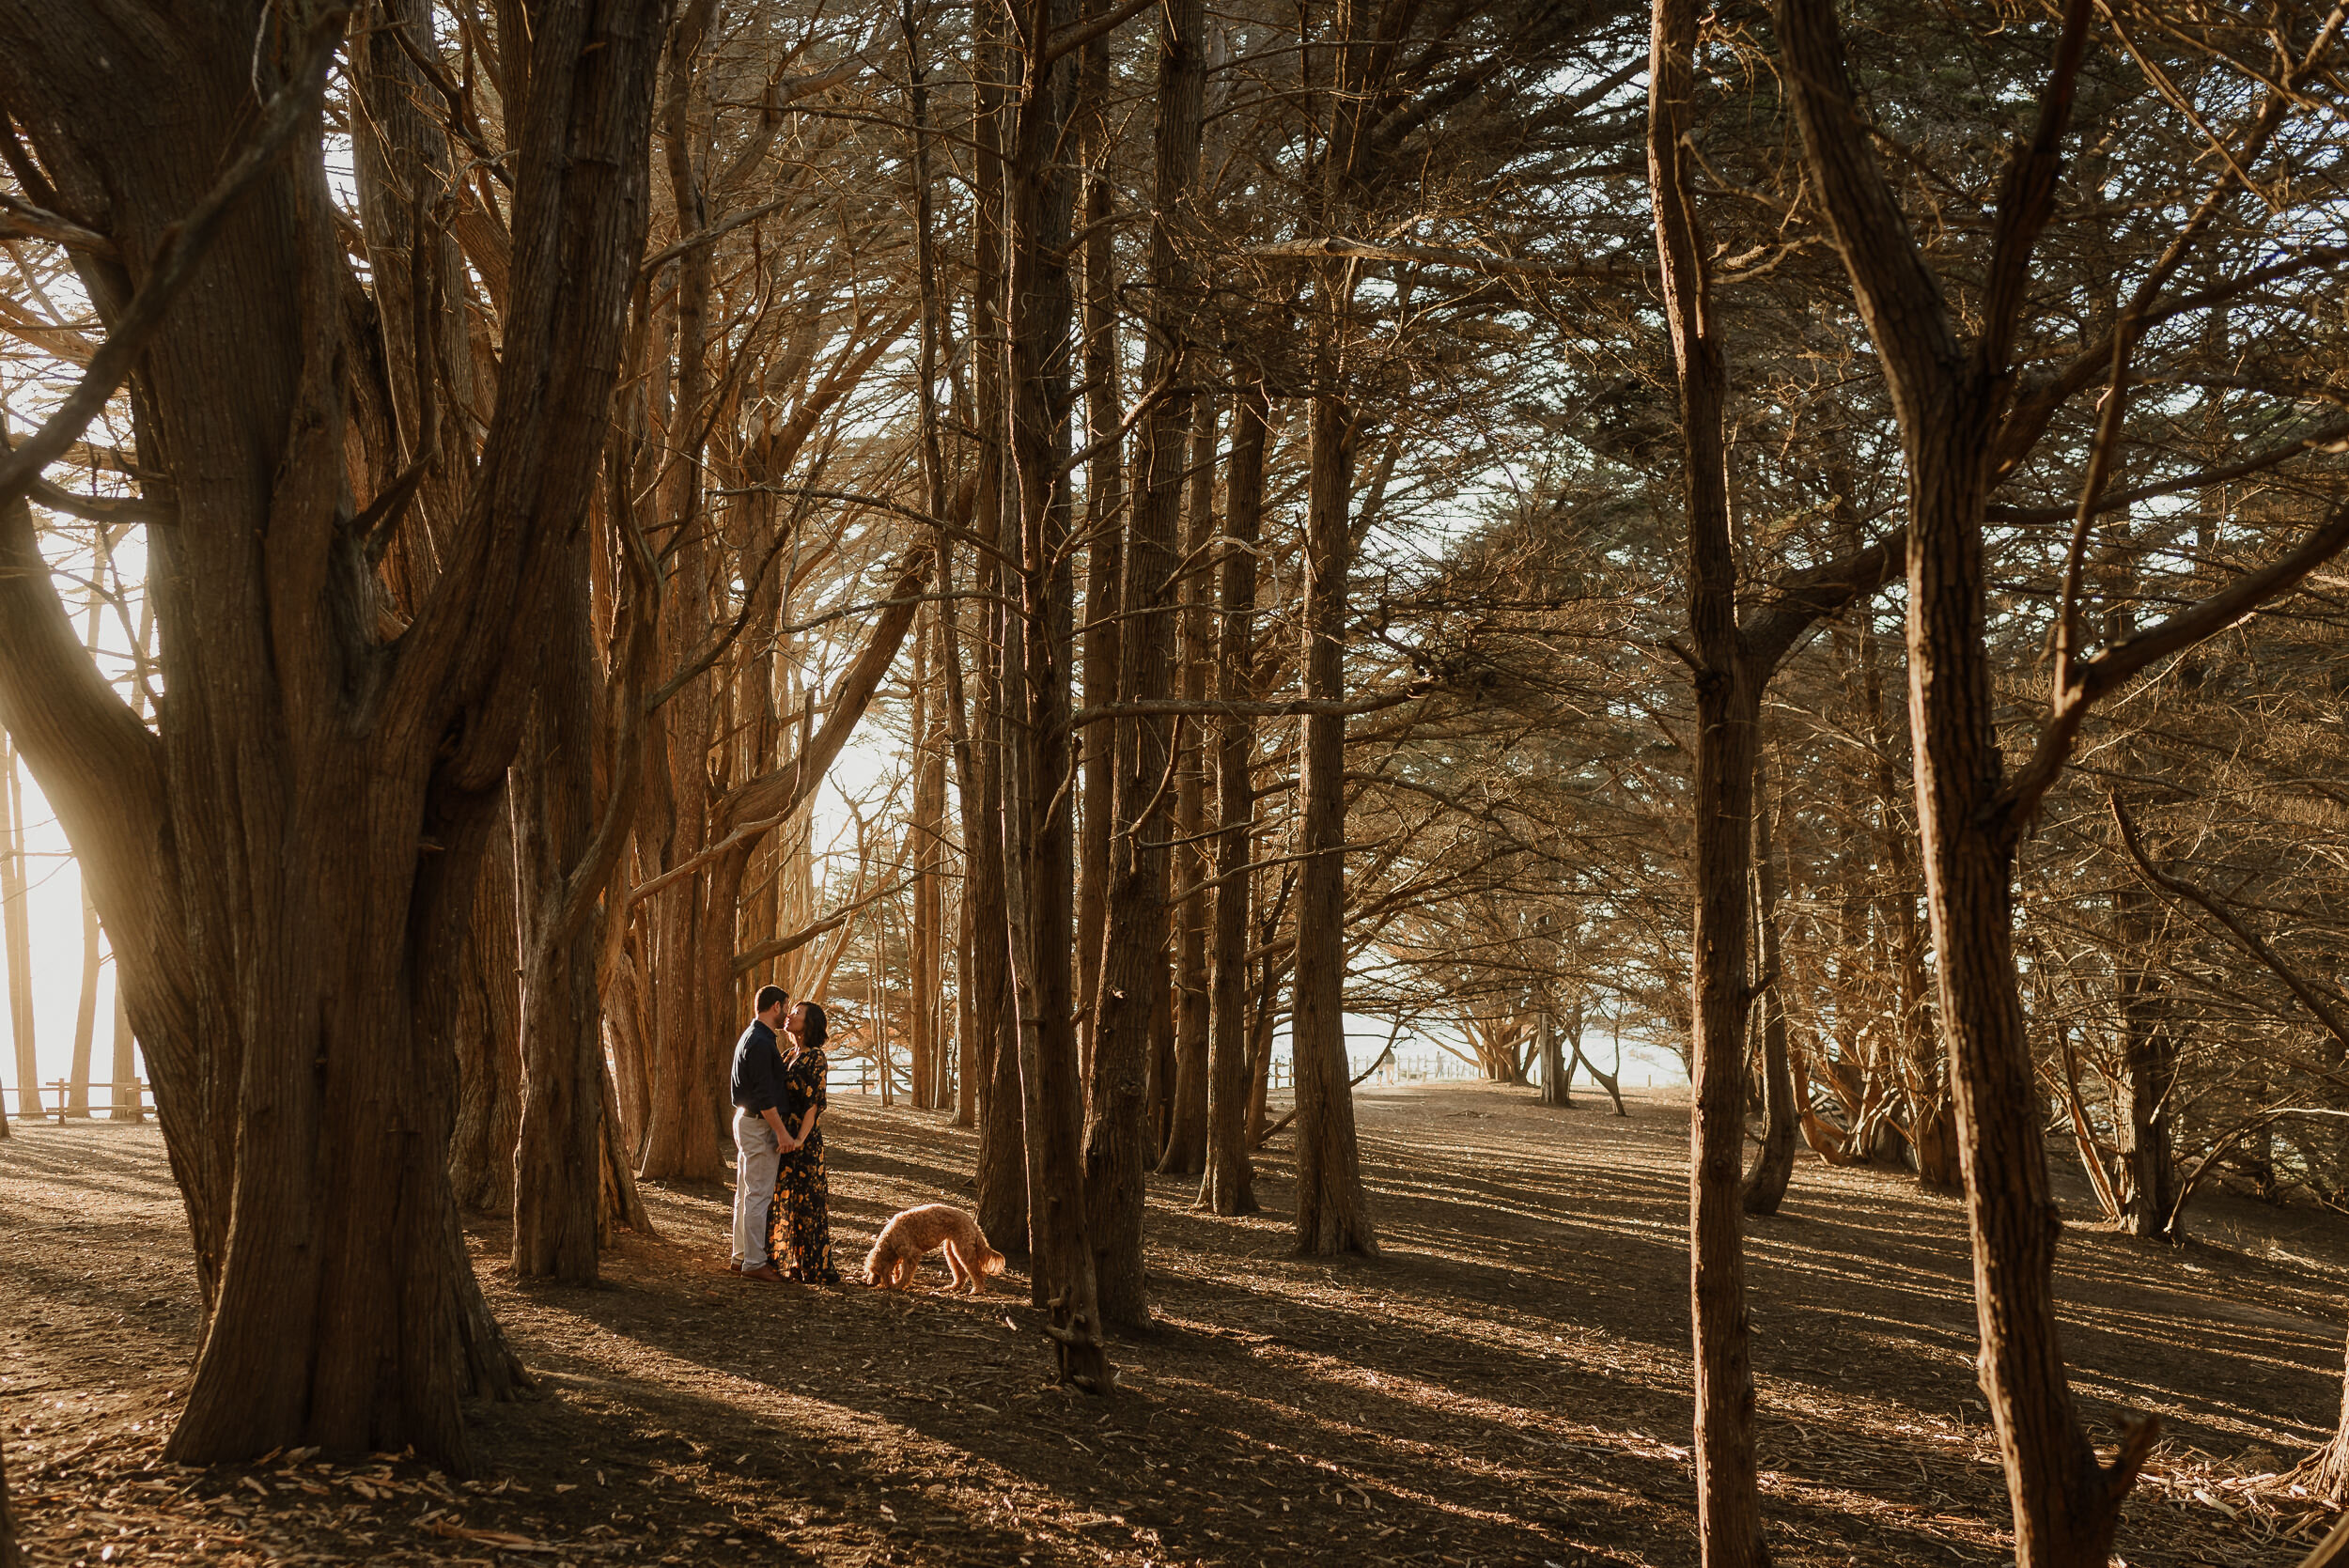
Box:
xmin=1199 ymin=384 xmax=1268 ymax=1216
xmin=2308 ymin=1334 xmax=2349 ymax=1502
xmin=1073 ymin=7 xmax=1124 ymax=1083
xmin=448 ymin=814 xmax=524 ymax=1213
xmin=1159 ymin=396 xmax=1219 ymax=1175
xmin=2113 ymin=875 xmax=2178 ymax=1239
xmin=1743 ymin=762 xmax=1798 ymax=1213
xmin=510 ymin=527 xmax=614 ymax=1283
xmin=67 ymin=883 xmax=100 ymax=1118
xmin=1650 ymin=0 xmax=1764 ymax=1554
xmin=635 ymin=0 xmax=725 ymax=1186
xmin=965 ymin=0 xmax=1027 ymax=1256
xmin=0 ymin=0 xmax=662 ymax=1468
xmin=0 ymin=1420 xmax=16 ymax=1568
xmin=1292 ymin=393 xmax=1377 ymax=1258
xmin=1 ymin=742 xmax=35 ymax=1123
xmin=1778 ymin=0 xmax=2161 ymax=1554
xmin=1084 ymin=0 xmax=1209 ymax=1323
xmin=108 ymin=952 xmax=139 ymax=1124
xmin=1539 ymin=1001 xmax=1574 ymax=1109
xmin=1003 ymin=0 xmax=1110 ymax=1389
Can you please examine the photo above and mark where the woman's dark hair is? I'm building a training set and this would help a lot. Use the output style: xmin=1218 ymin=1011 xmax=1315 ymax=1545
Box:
xmin=800 ymin=1001 xmax=828 ymax=1052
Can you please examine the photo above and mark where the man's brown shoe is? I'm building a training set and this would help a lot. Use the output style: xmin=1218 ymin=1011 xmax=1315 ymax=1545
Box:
xmin=743 ymin=1264 xmax=784 ymax=1282
xmin=729 ymin=1261 xmax=743 ymax=1273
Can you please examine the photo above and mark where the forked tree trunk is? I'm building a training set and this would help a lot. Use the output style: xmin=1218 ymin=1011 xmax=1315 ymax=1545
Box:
xmin=1778 ymin=0 xmax=2170 ymax=1555
xmin=0 ymin=2 xmax=662 ymax=1468
xmin=1650 ymin=0 xmax=1763 ymax=1554
xmin=1200 ymin=385 xmax=1267 ymax=1215
xmin=1084 ymin=0 xmax=1209 ymax=1323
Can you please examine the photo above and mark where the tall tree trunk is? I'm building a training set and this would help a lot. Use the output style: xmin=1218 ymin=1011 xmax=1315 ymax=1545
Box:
xmin=1074 ymin=5 xmax=1124 ymax=1082
xmin=635 ymin=0 xmax=726 ymax=1185
xmin=108 ymin=949 xmax=139 ymax=1124
xmin=1159 ymin=396 xmax=1218 ymax=1175
xmin=511 ymin=520 xmax=630 ymax=1282
xmin=1778 ymin=0 xmax=2170 ymax=1555
xmin=966 ymin=0 xmax=1026 ymax=1252
xmin=1291 ymin=393 xmax=1377 ymax=1257
xmin=1743 ymin=758 xmax=1798 ymax=1212
xmin=1290 ymin=0 xmax=1379 ymax=1262
xmin=68 ymin=885 xmax=100 ymax=1118
xmin=1 ymin=742 xmax=35 ymax=1123
xmin=1199 ymin=384 xmax=1268 ymax=1216
xmin=1003 ymin=0 xmax=1109 ymax=1389
xmin=1084 ymin=0 xmax=1209 ymax=1323
xmin=1650 ymin=0 xmax=1763 ymax=1556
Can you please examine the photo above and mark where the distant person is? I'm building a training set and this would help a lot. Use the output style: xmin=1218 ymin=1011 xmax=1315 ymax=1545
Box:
xmin=730 ymin=986 xmax=792 ymax=1283
xmin=767 ymin=1000 xmax=842 ymax=1283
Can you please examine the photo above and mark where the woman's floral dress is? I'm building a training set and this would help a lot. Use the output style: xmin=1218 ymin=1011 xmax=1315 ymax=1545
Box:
xmin=766 ymin=1044 xmax=840 ymax=1283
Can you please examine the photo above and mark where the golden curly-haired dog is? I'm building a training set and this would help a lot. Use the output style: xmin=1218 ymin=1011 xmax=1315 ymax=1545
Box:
xmin=863 ymin=1204 xmax=1007 ymax=1295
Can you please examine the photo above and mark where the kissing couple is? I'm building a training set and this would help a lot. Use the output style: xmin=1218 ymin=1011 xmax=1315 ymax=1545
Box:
xmin=728 ymin=986 xmax=842 ymax=1284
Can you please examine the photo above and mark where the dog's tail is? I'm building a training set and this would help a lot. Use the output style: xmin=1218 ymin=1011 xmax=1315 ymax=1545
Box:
xmin=980 ymin=1245 xmax=1007 ymax=1276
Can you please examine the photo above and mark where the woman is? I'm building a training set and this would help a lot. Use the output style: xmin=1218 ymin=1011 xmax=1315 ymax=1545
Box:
xmin=765 ymin=1001 xmax=842 ymax=1283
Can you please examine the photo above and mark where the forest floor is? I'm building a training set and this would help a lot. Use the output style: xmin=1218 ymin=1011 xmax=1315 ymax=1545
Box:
xmin=3 ymin=1081 xmax=2344 ymax=1568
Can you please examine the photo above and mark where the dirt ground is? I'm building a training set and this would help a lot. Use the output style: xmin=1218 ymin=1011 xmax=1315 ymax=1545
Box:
xmin=3 ymin=1081 xmax=2343 ymax=1567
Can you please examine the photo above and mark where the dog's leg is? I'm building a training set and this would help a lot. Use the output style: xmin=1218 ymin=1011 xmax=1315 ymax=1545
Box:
xmin=943 ymin=1240 xmax=972 ymax=1293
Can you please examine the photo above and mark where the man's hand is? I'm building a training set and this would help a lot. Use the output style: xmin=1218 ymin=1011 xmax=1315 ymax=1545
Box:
xmin=762 ymin=1108 xmax=788 ymax=1147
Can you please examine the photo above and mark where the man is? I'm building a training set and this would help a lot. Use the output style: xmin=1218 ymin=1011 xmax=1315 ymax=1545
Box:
xmin=730 ymin=986 xmax=793 ymax=1282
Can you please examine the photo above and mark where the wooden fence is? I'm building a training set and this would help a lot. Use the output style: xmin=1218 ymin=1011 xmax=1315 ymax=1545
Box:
xmin=0 ymin=1079 xmax=151 ymax=1121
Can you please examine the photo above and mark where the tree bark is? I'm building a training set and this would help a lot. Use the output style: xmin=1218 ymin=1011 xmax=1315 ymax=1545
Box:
xmin=447 ymin=814 xmax=523 ymax=1213
xmin=0 ymin=742 xmax=35 ymax=1124
xmin=1084 ymin=0 xmax=1209 ymax=1322
xmin=1199 ymin=384 xmax=1268 ymax=1216
xmin=1743 ymin=763 xmax=1798 ymax=1213
xmin=2112 ymin=873 xmax=2177 ymax=1239
xmin=1159 ymin=395 xmax=1219 ymax=1176
xmin=1073 ymin=3 xmax=1124 ymax=1082
xmin=1003 ymin=0 xmax=1112 ymax=1389
xmin=0 ymin=0 xmax=663 ymax=1467
xmin=1292 ymin=392 xmax=1377 ymax=1258
xmin=1776 ymin=0 xmax=2172 ymax=1554
xmin=966 ymin=0 xmax=1026 ymax=1252
xmin=0 ymin=1419 xmax=16 ymax=1568
xmin=1650 ymin=0 xmax=1765 ymax=1554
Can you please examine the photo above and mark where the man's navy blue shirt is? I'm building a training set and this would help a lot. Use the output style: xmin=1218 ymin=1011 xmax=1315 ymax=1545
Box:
xmin=731 ymin=1017 xmax=786 ymax=1113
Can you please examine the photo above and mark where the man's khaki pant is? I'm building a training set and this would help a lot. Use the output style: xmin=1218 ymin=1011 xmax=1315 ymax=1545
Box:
xmin=732 ymin=1109 xmax=782 ymax=1268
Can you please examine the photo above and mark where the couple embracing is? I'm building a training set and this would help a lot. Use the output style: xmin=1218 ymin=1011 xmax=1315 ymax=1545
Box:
xmin=728 ymin=986 xmax=841 ymax=1284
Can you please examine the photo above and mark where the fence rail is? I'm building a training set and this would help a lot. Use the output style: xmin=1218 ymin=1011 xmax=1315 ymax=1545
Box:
xmin=0 ymin=1079 xmax=152 ymax=1121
